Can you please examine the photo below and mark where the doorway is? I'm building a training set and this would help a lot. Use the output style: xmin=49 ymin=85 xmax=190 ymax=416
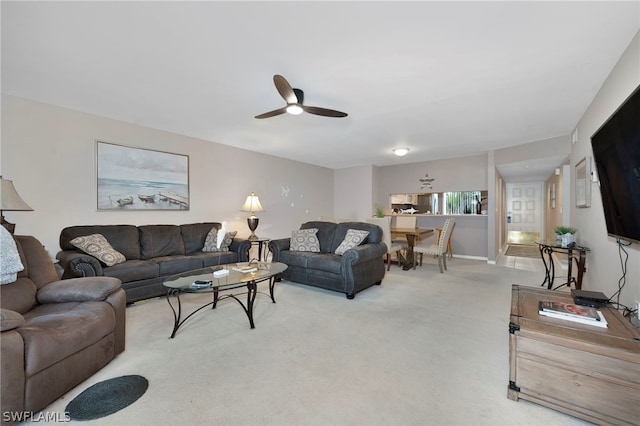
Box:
xmin=506 ymin=182 xmax=543 ymax=244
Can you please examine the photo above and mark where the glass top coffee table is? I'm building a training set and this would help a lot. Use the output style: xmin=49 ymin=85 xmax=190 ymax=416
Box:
xmin=163 ymin=261 xmax=287 ymax=338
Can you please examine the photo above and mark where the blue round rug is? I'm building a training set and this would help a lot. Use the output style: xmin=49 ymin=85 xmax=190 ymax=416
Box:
xmin=65 ymin=375 xmax=148 ymax=421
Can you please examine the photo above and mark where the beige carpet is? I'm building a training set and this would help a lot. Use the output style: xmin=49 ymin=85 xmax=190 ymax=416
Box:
xmin=33 ymin=258 xmax=587 ymax=426
xmin=504 ymin=244 xmax=540 ymax=259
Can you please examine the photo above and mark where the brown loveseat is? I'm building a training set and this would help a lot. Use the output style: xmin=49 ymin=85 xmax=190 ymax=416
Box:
xmin=1 ymin=235 xmax=125 ymax=425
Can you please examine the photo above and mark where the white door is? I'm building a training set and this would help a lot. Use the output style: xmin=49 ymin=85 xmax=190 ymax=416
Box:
xmin=506 ymin=182 xmax=543 ymax=244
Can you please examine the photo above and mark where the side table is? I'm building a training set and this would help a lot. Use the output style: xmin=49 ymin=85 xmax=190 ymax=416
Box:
xmin=536 ymin=240 xmax=590 ymax=290
xmin=248 ymin=237 xmax=270 ymax=261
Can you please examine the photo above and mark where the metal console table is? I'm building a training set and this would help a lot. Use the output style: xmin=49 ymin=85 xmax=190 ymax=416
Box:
xmin=536 ymin=240 xmax=590 ymax=290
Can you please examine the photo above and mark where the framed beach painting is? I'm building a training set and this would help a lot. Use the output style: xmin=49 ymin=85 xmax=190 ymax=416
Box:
xmin=96 ymin=141 xmax=189 ymax=210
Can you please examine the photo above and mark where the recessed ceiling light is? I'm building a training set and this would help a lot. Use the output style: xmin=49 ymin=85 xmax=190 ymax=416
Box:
xmin=393 ymin=148 xmax=409 ymax=157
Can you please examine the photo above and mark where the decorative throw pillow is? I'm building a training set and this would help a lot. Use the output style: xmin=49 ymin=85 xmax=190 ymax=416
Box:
xmin=335 ymin=229 xmax=370 ymax=255
xmin=290 ymin=228 xmax=320 ymax=252
xmin=70 ymin=234 xmax=126 ymax=267
xmin=202 ymin=229 xmax=237 ymax=252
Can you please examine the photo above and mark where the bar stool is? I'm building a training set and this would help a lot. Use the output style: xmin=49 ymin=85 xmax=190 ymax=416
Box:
xmin=435 ymin=226 xmax=453 ymax=259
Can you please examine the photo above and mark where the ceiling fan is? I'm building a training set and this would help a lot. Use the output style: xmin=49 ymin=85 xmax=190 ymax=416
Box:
xmin=255 ymin=74 xmax=348 ymax=119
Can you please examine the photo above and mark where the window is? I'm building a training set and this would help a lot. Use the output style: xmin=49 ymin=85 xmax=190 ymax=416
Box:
xmin=389 ymin=190 xmax=487 ymax=215
xmin=443 ymin=191 xmax=482 ymax=214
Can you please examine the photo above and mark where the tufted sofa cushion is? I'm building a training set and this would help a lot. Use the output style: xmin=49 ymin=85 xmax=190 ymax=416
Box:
xmin=57 ymin=223 xmax=251 ymax=303
xmin=60 ymin=225 xmax=141 ymax=260
xmin=180 ymin=222 xmax=221 ymax=254
xmin=300 ymin=221 xmax=337 ymax=253
xmin=268 ymin=220 xmax=386 ymax=299
xmin=139 ymin=225 xmax=185 ymax=259
xmin=330 ymin=222 xmax=380 ymax=253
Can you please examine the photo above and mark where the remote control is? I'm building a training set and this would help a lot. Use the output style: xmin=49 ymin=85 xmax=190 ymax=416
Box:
xmin=191 ymin=280 xmax=211 ymax=289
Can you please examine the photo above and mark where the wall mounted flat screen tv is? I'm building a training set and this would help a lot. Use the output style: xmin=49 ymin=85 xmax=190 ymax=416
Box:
xmin=590 ymin=84 xmax=640 ymax=244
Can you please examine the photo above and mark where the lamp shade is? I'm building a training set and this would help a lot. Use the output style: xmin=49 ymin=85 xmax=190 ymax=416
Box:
xmin=1 ymin=178 xmax=33 ymax=211
xmin=241 ymin=193 xmax=264 ymax=213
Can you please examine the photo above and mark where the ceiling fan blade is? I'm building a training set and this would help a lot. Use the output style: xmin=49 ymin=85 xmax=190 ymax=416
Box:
xmin=273 ymin=75 xmax=297 ymax=104
xmin=303 ymin=105 xmax=348 ymax=118
xmin=255 ymin=107 xmax=287 ymax=119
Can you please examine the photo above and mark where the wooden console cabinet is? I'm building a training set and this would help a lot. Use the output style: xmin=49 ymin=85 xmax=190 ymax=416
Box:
xmin=508 ymin=285 xmax=640 ymax=425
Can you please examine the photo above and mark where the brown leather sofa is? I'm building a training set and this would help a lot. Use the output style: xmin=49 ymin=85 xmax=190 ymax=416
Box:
xmin=1 ymin=235 xmax=125 ymax=425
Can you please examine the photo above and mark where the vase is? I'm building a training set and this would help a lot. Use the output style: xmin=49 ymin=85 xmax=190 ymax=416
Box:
xmin=561 ymin=233 xmax=575 ymax=247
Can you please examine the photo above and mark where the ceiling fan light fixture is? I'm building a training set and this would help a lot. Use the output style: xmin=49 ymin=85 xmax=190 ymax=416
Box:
xmin=256 ymin=75 xmax=347 ymax=119
xmin=393 ymin=148 xmax=410 ymax=157
xmin=286 ymin=104 xmax=304 ymax=115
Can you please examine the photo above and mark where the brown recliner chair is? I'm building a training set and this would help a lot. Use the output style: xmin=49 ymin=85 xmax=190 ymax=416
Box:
xmin=1 ymin=235 xmax=125 ymax=424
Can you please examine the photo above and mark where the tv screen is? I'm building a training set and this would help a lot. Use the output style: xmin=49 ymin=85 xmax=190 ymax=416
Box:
xmin=590 ymin=84 xmax=640 ymax=244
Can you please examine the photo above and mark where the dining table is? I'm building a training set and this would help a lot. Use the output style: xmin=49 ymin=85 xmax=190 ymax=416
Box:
xmin=390 ymin=227 xmax=434 ymax=270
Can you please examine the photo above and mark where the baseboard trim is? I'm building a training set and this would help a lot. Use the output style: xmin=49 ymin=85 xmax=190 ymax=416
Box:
xmin=453 ymin=254 xmax=488 ymax=261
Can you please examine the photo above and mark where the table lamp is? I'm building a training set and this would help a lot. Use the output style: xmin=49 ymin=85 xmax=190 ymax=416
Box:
xmin=241 ymin=192 xmax=264 ymax=240
xmin=1 ymin=177 xmax=33 ymax=234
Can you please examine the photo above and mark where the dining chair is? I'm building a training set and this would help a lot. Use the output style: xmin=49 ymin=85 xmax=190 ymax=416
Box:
xmin=367 ymin=217 xmax=406 ymax=270
xmin=435 ymin=225 xmax=454 ymax=259
xmin=391 ymin=215 xmax=417 ymax=244
xmin=394 ymin=215 xmax=417 ymax=229
xmin=413 ymin=218 xmax=455 ymax=273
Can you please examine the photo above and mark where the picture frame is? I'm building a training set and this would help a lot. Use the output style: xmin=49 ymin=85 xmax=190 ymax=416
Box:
xmin=96 ymin=141 xmax=189 ymax=210
xmin=575 ymin=157 xmax=590 ymax=208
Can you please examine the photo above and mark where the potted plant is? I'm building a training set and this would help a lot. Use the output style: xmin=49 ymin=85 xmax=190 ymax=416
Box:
xmin=555 ymin=226 xmax=576 ymax=236
xmin=374 ymin=205 xmax=385 ymax=218
xmin=554 ymin=226 xmax=577 ymax=247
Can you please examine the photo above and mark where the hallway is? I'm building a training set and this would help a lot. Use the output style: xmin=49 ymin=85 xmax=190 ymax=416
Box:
xmin=496 ymin=243 xmax=546 ymax=274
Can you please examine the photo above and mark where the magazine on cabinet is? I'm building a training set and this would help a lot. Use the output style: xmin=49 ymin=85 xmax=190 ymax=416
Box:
xmin=538 ymin=301 xmax=607 ymax=328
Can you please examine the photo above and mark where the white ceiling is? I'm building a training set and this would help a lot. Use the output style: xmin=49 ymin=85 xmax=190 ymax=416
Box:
xmin=495 ymin=155 xmax=569 ymax=183
xmin=2 ymin=1 xmax=639 ymax=175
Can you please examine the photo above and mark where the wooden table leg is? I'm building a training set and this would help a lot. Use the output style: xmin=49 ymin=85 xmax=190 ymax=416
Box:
xmin=402 ymin=234 xmax=417 ymax=270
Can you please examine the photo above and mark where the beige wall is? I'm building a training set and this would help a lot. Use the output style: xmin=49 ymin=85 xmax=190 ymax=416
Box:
xmin=371 ymin=155 xmax=490 ymax=258
xmin=373 ymin=154 xmax=488 ymax=200
xmin=571 ymin=31 xmax=639 ymax=309
xmin=491 ymin=160 xmax=505 ymax=260
xmin=494 ymin=135 xmax=571 ymax=165
xmin=333 ymin=165 xmax=374 ymax=221
xmin=544 ymin=167 xmax=565 ymax=239
xmin=1 ymin=95 xmax=334 ymax=257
